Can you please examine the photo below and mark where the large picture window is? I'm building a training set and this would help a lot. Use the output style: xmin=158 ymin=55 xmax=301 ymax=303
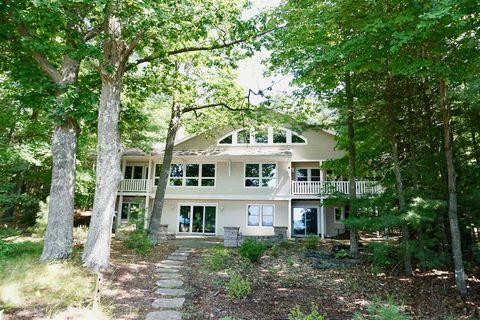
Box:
xmin=245 ymin=163 xmax=277 ymax=187
xmin=247 ymin=204 xmax=275 ymax=227
xmin=169 ymin=163 xmax=216 ymax=187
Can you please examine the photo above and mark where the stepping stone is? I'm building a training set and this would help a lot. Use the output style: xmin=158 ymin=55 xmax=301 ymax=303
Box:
xmin=176 ymin=248 xmax=194 ymax=253
xmin=156 ymin=267 xmax=180 ymax=273
xmin=158 ymin=273 xmax=182 ymax=279
xmin=170 ymin=252 xmax=189 ymax=257
xmin=152 ymin=297 xmax=185 ymax=309
xmin=154 ymin=288 xmax=186 ymax=297
xmin=156 ymin=279 xmax=183 ymax=288
xmin=168 ymin=255 xmax=188 ymax=261
xmin=159 ymin=260 xmax=184 ymax=267
xmin=146 ymin=310 xmax=182 ymax=320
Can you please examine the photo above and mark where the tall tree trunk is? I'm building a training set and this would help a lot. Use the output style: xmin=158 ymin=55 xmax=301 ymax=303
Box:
xmin=386 ymin=71 xmax=413 ymax=276
xmin=345 ymin=72 xmax=358 ymax=256
xmin=41 ymin=56 xmax=80 ymax=261
xmin=82 ymin=13 xmax=125 ymax=271
xmin=148 ymin=100 xmax=181 ymax=244
xmin=439 ymin=78 xmax=467 ymax=295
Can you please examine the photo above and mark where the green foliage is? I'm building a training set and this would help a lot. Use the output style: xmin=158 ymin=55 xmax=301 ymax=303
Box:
xmin=123 ymin=231 xmax=153 ymax=256
xmin=0 ymin=239 xmax=42 ymax=264
xmin=366 ymin=242 xmax=401 ymax=273
xmin=28 ymin=197 xmax=49 ymax=236
xmin=354 ymin=297 xmax=409 ymax=320
xmin=73 ymin=226 xmax=89 ymax=248
xmin=226 ymin=272 xmax=251 ymax=299
xmin=335 ymin=249 xmax=349 ymax=259
xmin=271 ymin=244 xmax=281 ymax=257
xmin=238 ymin=239 xmax=267 ymax=263
xmin=288 ymin=304 xmax=325 ymax=320
xmin=302 ymin=235 xmax=318 ymax=250
xmin=202 ymin=245 xmax=231 ymax=272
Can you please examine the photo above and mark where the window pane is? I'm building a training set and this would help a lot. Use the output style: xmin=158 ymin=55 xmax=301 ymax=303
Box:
xmin=292 ymin=133 xmax=306 ymax=143
xmin=124 ymin=166 xmax=133 ymax=179
xmin=186 ymin=178 xmax=199 ymax=186
xmin=262 ymin=205 xmax=274 ymax=226
xmin=179 ymin=206 xmax=190 ymax=232
xmin=121 ymin=203 xmax=129 ymax=219
xmin=273 ymin=130 xmax=287 ymax=143
xmin=262 ymin=164 xmax=276 ymax=178
xmin=202 ymin=164 xmax=215 ymax=177
xmin=201 ymin=179 xmax=215 ymax=186
xmin=133 ymin=166 xmax=143 ymax=179
xmin=248 ymin=205 xmax=260 ymax=226
xmin=245 ymin=164 xmax=259 ymax=177
xmin=155 ymin=164 xmax=162 ymax=177
xmin=335 ymin=207 xmax=343 ymax=221
xmin=170 ymin=164 xmax=183 ymax=178
xmin=311 ymin=169 xmax=321 ymax=181
xmin=204 ymin=207 xmax=216 ymax=233
xmin=170 ymin=178 xmax=183 ymax=186
xmin=262 ymin=178 xmax=276 ymax=187
xmin=245 ymin=179 xmax=259 ymax=187
xmin=219 ymin=134 xmax=232 ymax=144
xmin=297 ymin=169 xmax=308 ymax=181
xmin=186 ymin=164 xmax=199 ymax=177
xmin=192 ymin=206 xmax=204 ymax=232
xmin=255 ymin=131 xmax=268 ymax=143
xmin=237 ymin=130 xmax=249 ymax=144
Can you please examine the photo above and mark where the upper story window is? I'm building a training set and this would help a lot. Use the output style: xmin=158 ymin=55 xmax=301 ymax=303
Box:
xmin=169 ymin=163 xmax=216 ymax=187
xmin=217 ymin=127 xmax=307 ymax=145
xmin=124 ymin=165 xmax=148 ymax=180
xmin=245 ymin=163 xmax=277 ymax=187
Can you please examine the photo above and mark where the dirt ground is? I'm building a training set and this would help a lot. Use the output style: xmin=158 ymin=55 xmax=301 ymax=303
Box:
xmin=181 ymin=241 xmax=480 ymax=320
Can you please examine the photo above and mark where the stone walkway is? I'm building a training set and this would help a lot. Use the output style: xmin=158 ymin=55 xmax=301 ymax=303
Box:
xmin=145 ymin=248 xmax=193 ymax=320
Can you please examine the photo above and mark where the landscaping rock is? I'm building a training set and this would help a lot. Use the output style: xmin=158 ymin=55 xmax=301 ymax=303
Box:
xmin=154 ymin=288 xmax=186 ymax=297
xmin=158 ymin=260 xmax=183 ymax=267
xmin=145 ymin=310 xmax=182 ymax=320
xmin=152 ymin=297 xmax=185 ymax=309
xmin=156 ymin=267 xmax=180 ymax=273
xmin=158 ymin=273 xmax=182 ymax=279
xmin=170 ymin=252 xmax=190 ymax=257
xmin=156 ymin=279 xmax=183 ymax=288
xmin=167 ymin=255 xmax=188 ymax=261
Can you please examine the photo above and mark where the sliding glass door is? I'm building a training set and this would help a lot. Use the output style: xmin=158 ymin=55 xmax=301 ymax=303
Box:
xmin=178 ymin=204 xmax=216 ymax=234
xmin=292 ymin=207 xmax=319 ymax=236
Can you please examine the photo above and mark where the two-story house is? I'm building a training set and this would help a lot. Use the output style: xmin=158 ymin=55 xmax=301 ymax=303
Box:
xmin=115 ymin=127 xmax=381 ymax=238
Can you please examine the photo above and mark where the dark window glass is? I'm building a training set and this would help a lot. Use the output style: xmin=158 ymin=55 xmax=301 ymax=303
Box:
xmin=237 ymin=130 xmax=250 ymax=144
xmin=170 ymin=164 xmax=183 ymax=177
xmin=186 ymin=164 xmax=199 ymax=177
xmin=202 ymin=164 xmax=215 ymax=177
xmin=124 ymin=166 xmax=133 ymax=179
xmin=255 ymin=131 xmax=268 ymax=143
xmin=245 ymin=178 xmax=260 ymax=187
xmin=262 ymin=164 xmax=276 ymax=177
xmin=273 ymin=130 xmax=287 ymax=143
xmin=219 ymin=134 xmax=233 ymax=144
xmin=133 ymin=166 xmax=144 ymax=179
xmin=201 ymin=179 xmax=215 ymax=186
xmin=186 ymin=179 xmax=199 ymax=186
xmin=245 ymin=164 xmax=259 ymax=177
xmin=292 ymin=133 xmax=306 ymax=143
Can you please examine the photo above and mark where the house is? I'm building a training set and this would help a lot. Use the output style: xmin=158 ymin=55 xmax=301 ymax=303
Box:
xmin=115 ymin=127 xmax=381 ymax=238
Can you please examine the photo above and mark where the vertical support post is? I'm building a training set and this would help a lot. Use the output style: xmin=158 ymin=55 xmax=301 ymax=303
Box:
xmin=320 ymin=198 xmax=326 ymax=239
xmin=144 ymin=157 xmax=152 ymax=230
xmin=117 ymin=158 xmax=127 ymax=229
xmin=287 ymin=199 xmax=292 ymax=239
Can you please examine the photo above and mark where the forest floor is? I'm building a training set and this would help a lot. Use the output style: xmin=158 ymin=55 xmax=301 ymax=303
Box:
xmin=181 ymin=240 xmax=480 ymax=320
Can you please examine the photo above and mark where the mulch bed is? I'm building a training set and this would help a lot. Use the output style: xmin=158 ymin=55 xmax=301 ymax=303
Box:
xmin=181 ymin=243 xmax=480 ymax=320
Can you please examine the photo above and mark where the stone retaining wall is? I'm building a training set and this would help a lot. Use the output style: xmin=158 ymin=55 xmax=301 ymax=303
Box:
xmin=223 ymin=226 xmax=288 ymax=247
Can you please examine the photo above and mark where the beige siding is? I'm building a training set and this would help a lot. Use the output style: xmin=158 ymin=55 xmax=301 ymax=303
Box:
xmin=325 ymin=206 xmax=346 ymax=237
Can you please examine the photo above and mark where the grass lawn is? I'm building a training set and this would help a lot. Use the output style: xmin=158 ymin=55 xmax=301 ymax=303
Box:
xmin=182 ymin=240 xmax=480 ymax=320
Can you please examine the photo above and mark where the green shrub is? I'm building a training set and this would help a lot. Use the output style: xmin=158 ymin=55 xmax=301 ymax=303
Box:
xmin=354 ymin=297 xmax=409 ymax=320
xmin=367 ymin=241 xmax=401 ymax=273
xmin=0 ymin=239 xmax=42 ymax=261
xmin=287 ymin=255 xmax=296 ymax=267
xmin=123 ymin=231 xmax=153 ymax=256
xmin=226 ymin=272 xmax=251 ymax=299
xmin=28 ymin=197 xmax=49 ymax=236
xmin=271 ymin=244 xmax=281 ymax=257
xmin=335 ymin=249 xmax=349 ymax=259
xmin=203 ymin=245 xmax=230 ymax=271
xmin=288 ymin=304 xmax=325 ymax=320
xmin=238 ymin=239 xmax=267 ymax=263
xmin=302 ymin=235 xmax=318 ymax=250
xmin=73 ymin=225 xmax=89 ymax=247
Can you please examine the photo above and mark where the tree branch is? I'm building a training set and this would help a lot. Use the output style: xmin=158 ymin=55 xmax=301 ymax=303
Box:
xmin=132 ymin=28 xmax=274 ymax=66
xmin=181 ymin=102 xmax=249 ymax=114
xmin=84 ymin=21 xmax=105 ymax=42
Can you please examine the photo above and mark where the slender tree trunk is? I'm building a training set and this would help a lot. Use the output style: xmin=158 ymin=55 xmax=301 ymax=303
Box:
xmin=41 ymin=56 xmax=80 ymax=261
xmin=82 ymin=13 xmax=124 ymax=271
xmin=386 ymin=71 xmax=413 ymax=276
xmin=148 ymin=100 xmax=181 ymax=244
xmin=439 ymin=78 xmax=467 ymax=295
xmin=345 ymin=72 xmax=358 ymax=256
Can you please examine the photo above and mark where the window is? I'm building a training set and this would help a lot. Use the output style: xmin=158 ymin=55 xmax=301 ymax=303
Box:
xmin=292 ymin=133 xmax=306 ymax=143
xmin=245 ymin=163 xmax=277 ymax=187
xmin=334 ymin=207 xmax=345 ymax=222
xmin=237 ymin=129 xmax=250 ymax=144
xmin=296 ymin=168 xmax=321 ymax=182
xmin=124 ymin=165 xmax=146 ymax=179
xmin=247 ymin=204 xmax=275 ymax=227
xmin=219 ymin=134 xmax=233 ymax=144
xmin=254 ymin=130 xmax=268 ymax=144
xmin=273 ymin=130 xmax=287 ymax=143
xmin=154 ymin=164 xmax=162 ymax=185
xmin=169 ymin=163 xmax=216 ymax=187
xmin=120 ymin=202 xmax=140 ymax=221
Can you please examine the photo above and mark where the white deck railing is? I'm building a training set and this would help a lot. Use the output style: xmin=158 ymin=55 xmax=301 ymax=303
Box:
xmin=291 ymin=180 xmax=381 ymax=195
xmin=119 ymin=179 xmax=150 ymax=192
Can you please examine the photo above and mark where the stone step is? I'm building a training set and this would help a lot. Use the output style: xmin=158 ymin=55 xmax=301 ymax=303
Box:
xmin=170 ymin=252 xmax=190 ymax=257
xmin=156 ymin=267 xmax=180 ymax=273
xmin=158 ymin=260 xmax=184 ymax=267
xmin=146 ymin=310 xmax=182 ymax=320
xmin=158 ymin=273 xmax=182 ymax=280
xmin=176 ymin=248 xmax=194 ymax=253
xmin=167 ymin=255 xmax=188 ymax=261
xmin=152 ymin=297 xmax=185 ymax=309
xmin=154 ymin=288 xmax=186 ymax=297
xmin=156 ymin=279 xmax=183 ymax=288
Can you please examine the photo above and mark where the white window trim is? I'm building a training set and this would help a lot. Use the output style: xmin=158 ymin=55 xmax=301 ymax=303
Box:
xmin=124 ymin=163 xmax=149 ymax=180
xmin=177 ymin=203 xmax=218 ymax=234
xmin=168 ymin=162 xmax=217 ymax=188
xmin=246 ymin=204 xmax=275 ymax=227
xmin=243 ymin=162 xmax=278 ymax=188
xmin=216 ymin=127 xmax=308 ymax=145
xmin=295 ymin=167 xmax=322 ymax=182
xmin=334 ymin=206 xmax=345 ymax=223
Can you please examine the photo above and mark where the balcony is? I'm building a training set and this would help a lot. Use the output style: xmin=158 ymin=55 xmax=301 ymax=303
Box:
xmin=291 ymin=180 xmax=382 ymax=196
xmin=119 ymin=179 xmax=151 ymax=193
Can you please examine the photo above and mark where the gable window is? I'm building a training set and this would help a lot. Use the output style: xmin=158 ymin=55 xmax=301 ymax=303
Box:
xmin=254 ymin=130 xmax=268 ymax=144
xmin=334 ymin=207 xmax=345 ymax=222
xmin=217 ymin=127 xmax=308 ymax=145
xmin=292 ymin=133 xmax=306 ymax=143
xmin=169 ymin=163 xmax=216 ymax=187
xmin=237 ymin=129 xmax=250 ymax=144
xmin=247 ymin=204 xmax=275 ymax=227
xmin=273 ymin=130 xmax=287 ymax=143
xmin=219 ymin=134 xmax=233 ymax=144
xmin=245 ymin=163 xmax=277 ymax=187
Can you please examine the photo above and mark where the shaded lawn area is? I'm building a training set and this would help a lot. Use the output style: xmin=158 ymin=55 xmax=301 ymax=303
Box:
xmin=182 ymin=241 xmax=480 ymax=320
